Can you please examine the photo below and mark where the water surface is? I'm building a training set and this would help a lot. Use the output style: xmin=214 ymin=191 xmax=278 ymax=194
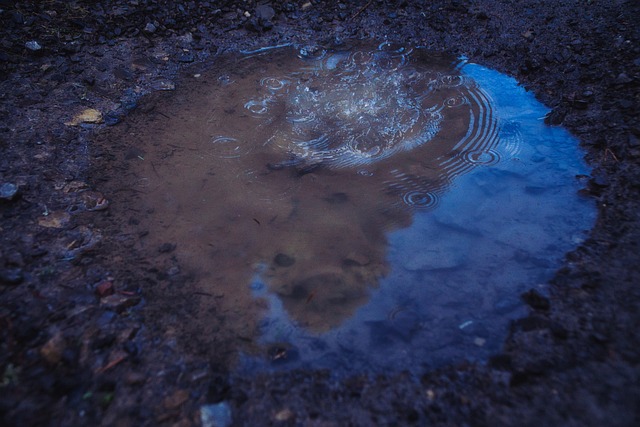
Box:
xmin=119 ymin=41 xmax=595 ymax=375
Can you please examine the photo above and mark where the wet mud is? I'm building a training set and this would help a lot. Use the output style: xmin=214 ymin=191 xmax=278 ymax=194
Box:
xmin=1 ymin=1 xmax=639 ymax=426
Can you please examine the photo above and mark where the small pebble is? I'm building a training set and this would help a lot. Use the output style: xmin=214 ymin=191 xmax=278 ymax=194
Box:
xmin=274 ymin=253 xmax=295 ymax=267
xmin=201 ymin=402 xmax=232 ymax=427
xmin=144 ymin=23 xmax=157 ymax=33
xmin=25 ymin=40 xmax=42 ymax=51
xmin=0 ymin=182 xmax=18 ymax=200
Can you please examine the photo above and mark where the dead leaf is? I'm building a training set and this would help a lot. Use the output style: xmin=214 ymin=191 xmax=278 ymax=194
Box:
xmin=38 ymin=211 xmax=71 ymax=228
xmin=95 ymin=280 xmax=114 ymax=297
xmin=40 ymin=332 xmax=66 ymax=364
xmin=65 ymin=109 xmax=103 ymax=126
xmin=95 ymin=350 xmax=128 ymax=374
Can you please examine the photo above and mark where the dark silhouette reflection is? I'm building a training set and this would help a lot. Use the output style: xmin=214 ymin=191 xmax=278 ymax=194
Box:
xmin=122 ymin=42 xmax=503 ymax=341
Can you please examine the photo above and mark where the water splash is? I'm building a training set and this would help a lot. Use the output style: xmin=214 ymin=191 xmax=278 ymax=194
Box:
xmin=240 ymin=43 xmax=502 ymax=179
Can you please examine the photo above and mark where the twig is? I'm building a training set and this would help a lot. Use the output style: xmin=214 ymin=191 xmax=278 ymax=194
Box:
xmin=351 ymin=0 xmax=373 ymax=20
xmin=603 ymin=148 xmax=619 ymax=163
xmin=95 ymin=353 xmax=127 ymax=374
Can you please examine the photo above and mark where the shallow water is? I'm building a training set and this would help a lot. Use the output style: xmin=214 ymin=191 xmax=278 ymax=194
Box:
xmin=118 ymin=41 xmax=595 ymax=375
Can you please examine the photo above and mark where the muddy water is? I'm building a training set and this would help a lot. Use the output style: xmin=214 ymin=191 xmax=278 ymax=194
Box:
xmin=105 ymin=42 xmax=595 ymax=375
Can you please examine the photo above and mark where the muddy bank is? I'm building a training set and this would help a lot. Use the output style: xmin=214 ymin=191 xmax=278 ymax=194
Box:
xmin=1 ymin=1 xmax=639 ymax=426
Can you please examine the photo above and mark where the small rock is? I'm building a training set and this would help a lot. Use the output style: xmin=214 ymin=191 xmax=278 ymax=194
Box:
xmin=158 ymin=243 xmax=176 ymax=253
xmin=40 ymin=332 xmax=66 ymax=364
xmin=103 ymin=112 xmax=122 ymax=126
xmin=25 ymin=40 xmax=42 ymax=51
xmin=473 ymin=337 xmax=486 ymax=347
xmin=144 ymin=23 xmax=157 ymax=33
xmin=0 ymin=182 xmax=19 ymax=201
xmin=615 ymin=73 xmax=632 ymax=85
xmin=274 ymin=408 xmax=294 ymax=422
xmin=254 ymin=4 xmax=275 ymax=29
xmin=581 ymin=90 xmax=594 ymax=101
xmin=255 ymin=4 xmax=275 ymax=21
xmin=201 ymin=402 xmax=232 ymax=427
xmin=100 ymin=293 xmax=141 ymax=312
xmin=425 ymin=389 xmax=436 ymax=401
xmin=274 ymin=253 xmax=295 ymax=267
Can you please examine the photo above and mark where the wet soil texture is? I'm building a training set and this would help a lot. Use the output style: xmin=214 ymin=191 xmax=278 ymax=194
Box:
xmin=1 ymin=1 xmax=639 ymax=426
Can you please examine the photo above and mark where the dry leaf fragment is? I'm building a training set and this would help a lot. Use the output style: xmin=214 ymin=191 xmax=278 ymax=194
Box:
xmin=65 ymin=109 xmax=103 ymax=126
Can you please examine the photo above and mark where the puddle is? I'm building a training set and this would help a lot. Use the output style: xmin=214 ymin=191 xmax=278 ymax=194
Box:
xmin=104 ymin=41 xmax=595 ymax=375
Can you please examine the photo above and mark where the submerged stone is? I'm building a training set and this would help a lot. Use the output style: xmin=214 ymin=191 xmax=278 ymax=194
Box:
xmin=201 ymin=402 xmax=232 ymax=427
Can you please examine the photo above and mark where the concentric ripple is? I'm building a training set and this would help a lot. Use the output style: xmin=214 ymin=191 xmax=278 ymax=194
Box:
xmin=210 ymin=136 xmax=251 ymax=158
xmin=234 ymin=41 xmax=514 ymax=207
xmin=402 ymin=190 xmax=440 ymax=209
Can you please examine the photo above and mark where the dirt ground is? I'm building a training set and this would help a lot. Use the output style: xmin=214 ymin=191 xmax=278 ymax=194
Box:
xmin=1 ymin=1 xmax=639 ymax=425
